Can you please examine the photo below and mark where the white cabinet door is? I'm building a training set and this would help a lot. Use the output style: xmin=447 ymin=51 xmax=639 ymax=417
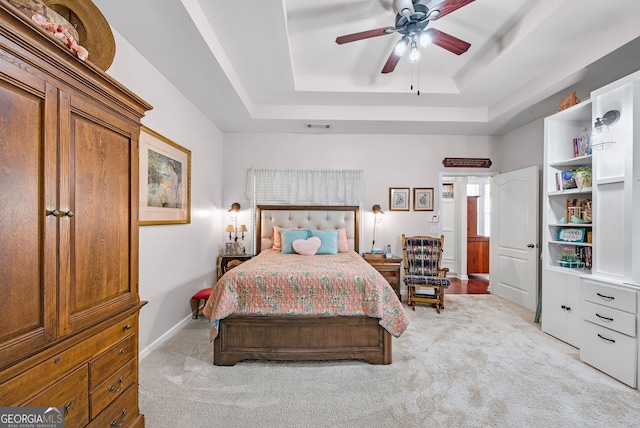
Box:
xmin=542 ymin=268 xmax=581 ymax=347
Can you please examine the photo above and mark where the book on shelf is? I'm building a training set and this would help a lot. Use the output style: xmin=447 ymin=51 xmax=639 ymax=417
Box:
xmin=556 ymin=170 xmax=577 ymax=190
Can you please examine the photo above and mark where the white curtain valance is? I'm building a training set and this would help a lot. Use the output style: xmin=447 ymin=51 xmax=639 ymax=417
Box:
xmin=246 ymin=168 xmax=365 ymax=205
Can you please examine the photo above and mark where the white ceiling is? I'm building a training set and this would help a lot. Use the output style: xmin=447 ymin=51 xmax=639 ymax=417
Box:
xmin=93 ymin=0 xmax=640 ymax=136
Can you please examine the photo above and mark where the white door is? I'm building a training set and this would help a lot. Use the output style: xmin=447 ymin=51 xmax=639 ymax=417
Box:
xmin=490 ymin=166 xmax=539 ymax=310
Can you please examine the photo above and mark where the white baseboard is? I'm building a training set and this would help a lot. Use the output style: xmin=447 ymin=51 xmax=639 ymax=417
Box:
xmin=139 ymin=314 xmax=194 ymax=361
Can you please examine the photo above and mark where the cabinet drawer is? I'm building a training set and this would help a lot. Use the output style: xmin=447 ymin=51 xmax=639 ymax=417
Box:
xmin=582 ymin=301 xmax=636 ymax=337
xmin=91 ymin=358 xmax=137 ymax=418
xmin=0 ymin=313 xmax=138 ymax=405
xmin=580 ymin=320 xmax=637 ymax=387
xmin=378 ymin=269 xmax=400 ymax=281
xmin=582 ymin=279 xmax=637 ymax=312
xmin=88 ymin=384 xmax=140 ymax=428
xmin=23 ymin=366 xmax=89 ymax=428
xmin=90 ymin=334 xmax=136 ymax=388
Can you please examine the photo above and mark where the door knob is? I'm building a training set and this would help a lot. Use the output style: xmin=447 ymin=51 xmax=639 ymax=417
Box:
xmin=527 ymin=243 xmax=535 ymax=248
xmin=63 ymin=210 xmax=74 ymax=217
xmin=46 ymin=209 xmax=60 ymax=217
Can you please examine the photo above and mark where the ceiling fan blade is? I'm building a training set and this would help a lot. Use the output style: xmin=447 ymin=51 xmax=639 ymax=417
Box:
xmin=336 ymin=26 xmax=395 ymax=44
xmin=381 ymin=39 xmax=407 ymax=74
xmin=430 ymin=0 xmax=475 ymax=20
xmin=428 ymin=28 xmax=471 ymax=55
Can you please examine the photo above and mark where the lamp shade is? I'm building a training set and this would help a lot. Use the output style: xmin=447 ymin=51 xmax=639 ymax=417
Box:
xmin=238 ymin=224 xmax=248 ymax=233
xmin=590 ymin=110 xmax=619 ymax=150
xmin=228 ymin=202 xmax=241 ymax=212
xmin=224 ymin=224 xmax=235 ymax=233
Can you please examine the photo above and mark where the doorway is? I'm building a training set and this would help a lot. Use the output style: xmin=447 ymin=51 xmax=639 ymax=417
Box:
xmin=439 ymin=172 xmax=493 ymax=283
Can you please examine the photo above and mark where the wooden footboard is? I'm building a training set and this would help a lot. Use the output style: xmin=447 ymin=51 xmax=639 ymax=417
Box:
xmin=213 ymin=314 xmax=392 ymax=366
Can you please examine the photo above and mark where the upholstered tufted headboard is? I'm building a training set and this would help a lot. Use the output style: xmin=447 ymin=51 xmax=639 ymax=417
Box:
xmin=256 ymin=205 xmax=360 ymax=253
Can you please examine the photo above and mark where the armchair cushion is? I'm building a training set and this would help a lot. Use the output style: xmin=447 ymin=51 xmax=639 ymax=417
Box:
xmin=404 ymin=275 xmax=450 ymax=287
xmin=404 ymin=237 xmax=444 ymax=276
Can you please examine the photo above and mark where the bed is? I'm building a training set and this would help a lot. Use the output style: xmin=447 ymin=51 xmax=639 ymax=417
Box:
xmin=203 ymin=205 xmax=408 ymax=366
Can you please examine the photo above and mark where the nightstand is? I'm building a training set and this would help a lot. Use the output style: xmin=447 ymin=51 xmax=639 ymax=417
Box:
xmin=217 ymin=254 xmax=253 ymax=280
xmin=363 ymin=253 xmax=403 ymax=300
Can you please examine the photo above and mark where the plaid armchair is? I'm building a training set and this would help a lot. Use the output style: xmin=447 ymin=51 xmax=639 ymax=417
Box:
xmin=402 ymin=234 xmax=450 ymax=313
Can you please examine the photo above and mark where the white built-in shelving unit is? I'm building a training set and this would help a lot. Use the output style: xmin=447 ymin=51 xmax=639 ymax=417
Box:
xmin=542 ymin=70 xmax=640 ymax=388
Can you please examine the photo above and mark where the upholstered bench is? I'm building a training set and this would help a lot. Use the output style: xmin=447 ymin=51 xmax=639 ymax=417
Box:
xmin=191 ymin=287 xmax=213 ymax=319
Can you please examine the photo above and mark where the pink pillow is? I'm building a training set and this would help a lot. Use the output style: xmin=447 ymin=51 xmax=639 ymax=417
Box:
xmin=272 ymin=226 xmax=284 ymax=251
xmin=292 ymin=237 xmax=321 ymax=256
xmin=337 ymin=228 xmax=349 ymax=252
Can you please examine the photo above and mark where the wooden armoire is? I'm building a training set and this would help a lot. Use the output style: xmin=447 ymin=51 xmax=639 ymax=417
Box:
xmin=0 ymin=3 xmax=151 ymax=426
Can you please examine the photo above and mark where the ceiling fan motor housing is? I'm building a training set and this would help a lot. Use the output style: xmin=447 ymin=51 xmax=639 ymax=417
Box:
xmin=395 ymin=3 xmax=430 ymax=36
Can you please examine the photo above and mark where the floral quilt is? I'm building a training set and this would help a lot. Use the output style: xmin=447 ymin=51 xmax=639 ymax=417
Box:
xmin=203 ymin=250 xmax=408 ymax=339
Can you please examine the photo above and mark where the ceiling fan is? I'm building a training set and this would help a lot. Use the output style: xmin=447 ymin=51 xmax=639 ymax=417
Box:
xmin=335 ymin=0 xmax=474 ymax=74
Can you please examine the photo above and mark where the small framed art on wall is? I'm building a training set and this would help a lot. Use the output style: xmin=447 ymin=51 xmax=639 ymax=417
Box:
xmin=413 ymin=188 xmax=434 ymax=211
xmin=389 ymin=187 xmax=410 ymax=211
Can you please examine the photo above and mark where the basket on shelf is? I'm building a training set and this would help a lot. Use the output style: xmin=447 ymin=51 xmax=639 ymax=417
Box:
xmin=557 ymin=260 xmax=585 ymax=269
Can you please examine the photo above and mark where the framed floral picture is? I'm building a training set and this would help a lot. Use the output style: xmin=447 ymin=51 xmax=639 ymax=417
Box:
xmin=139 ymin=126 xmax=191 ymax=225
xmin=389 ymin=187 xmax=410 ymax=211
xmin=413 ymin=188 xmax=434 ymax=211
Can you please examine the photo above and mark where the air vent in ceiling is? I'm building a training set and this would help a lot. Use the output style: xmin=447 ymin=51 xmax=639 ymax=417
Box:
xmin=305 ymin=123 xmax=331 ymax=129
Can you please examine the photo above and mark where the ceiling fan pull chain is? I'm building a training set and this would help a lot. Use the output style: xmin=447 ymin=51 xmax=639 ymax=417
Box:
xmin=410 ymin=62 xmax=414 ymax=91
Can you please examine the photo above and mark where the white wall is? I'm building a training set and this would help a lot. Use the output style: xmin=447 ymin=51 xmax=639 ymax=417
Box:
xmin=223 ymin=133 xmax=499 ymax=257
xmin=495 ymin=118 xmax=545 ymax=172
xmin=105 ymin=30 xmax=224 ymax=353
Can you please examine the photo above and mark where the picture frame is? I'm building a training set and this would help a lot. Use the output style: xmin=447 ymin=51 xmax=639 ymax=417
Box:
xmin=389 ymin=187 xmax=410 ymax=211
xmin=413 ymin=188 xmax=434 ymax=211
xmin=225 ymin=242 xmax=245 ymax=256
xmin=139 ymin=126 xmax=191 ymax=225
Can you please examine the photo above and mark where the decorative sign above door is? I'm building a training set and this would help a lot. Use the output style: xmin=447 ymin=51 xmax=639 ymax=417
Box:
xmin=442 ymin=158 xmax=492 ymax=168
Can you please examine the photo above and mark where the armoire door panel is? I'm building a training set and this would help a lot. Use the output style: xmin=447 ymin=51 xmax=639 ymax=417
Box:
xmin=61 ymin=112 xmax=136 ymax=332
xmin=0 ymin=78 xmax=57 ymax=367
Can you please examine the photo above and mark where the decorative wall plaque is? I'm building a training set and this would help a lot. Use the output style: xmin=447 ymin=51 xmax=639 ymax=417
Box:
xmin=442 ymin=158 xmax=492 ymax=168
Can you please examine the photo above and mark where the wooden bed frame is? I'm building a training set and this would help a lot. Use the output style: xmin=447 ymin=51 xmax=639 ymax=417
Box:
xmin=213 ymin=205 xmax=393 ymax=366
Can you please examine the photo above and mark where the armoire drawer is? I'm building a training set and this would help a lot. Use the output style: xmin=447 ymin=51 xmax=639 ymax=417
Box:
xmin=582 ymin=279 xmax=637 ymax=312
xmin=23 ymin=365 xmax=89 ymax=427
xmin=90 ymin=333 xmax=136 ymax=388
xmin=88 ymin=383 xmax=140 ymax=428
xmin=582 ymin=300 xmax=636 ymax=337
xmin=0 ymin=313 xmax=139 ymax=405
xmin=580 ymin=320 xmax=637 ymax=388
xmin=90 ymin=358 xmax=137 ymax=418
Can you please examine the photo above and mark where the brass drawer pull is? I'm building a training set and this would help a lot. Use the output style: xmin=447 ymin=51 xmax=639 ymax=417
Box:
xmin=123 ymin=324 xmax=132 ymax=330
xmin=108 ymin=376 xmax=126 ymax=393
xmin=64 ymin=402 xmax=73 ymax=419
xmin=110 ymin=408 xmax=128 ymax=427
xmin=119 ymin=349 xmax=125 ymax=355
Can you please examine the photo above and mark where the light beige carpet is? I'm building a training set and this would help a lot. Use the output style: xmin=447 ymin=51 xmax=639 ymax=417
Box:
xmin=139 ymin=295 xmax=640 ymax=427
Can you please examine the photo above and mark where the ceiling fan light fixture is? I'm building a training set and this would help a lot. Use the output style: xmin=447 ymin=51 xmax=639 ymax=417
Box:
xmin=395 ymin=38 xmax=407 ymax=55
xmin=409 ymin=41 xmax=420 ymax=62
xmin=419 ymin=31 xmax=432 ymax=47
